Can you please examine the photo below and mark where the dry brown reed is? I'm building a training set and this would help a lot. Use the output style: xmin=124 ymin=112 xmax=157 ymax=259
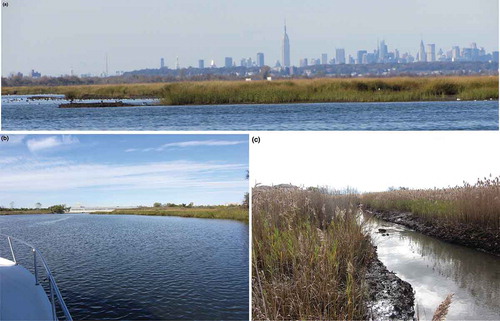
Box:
xmin=252 ymin=186 xmax=372 ymax=320
xmin=2 ymin=76 xmax=497 ymax=103
xmin=431 ymin=294 xmax=454 ymax=321
xmin=362 ymin=176 xmax=500 ymax=230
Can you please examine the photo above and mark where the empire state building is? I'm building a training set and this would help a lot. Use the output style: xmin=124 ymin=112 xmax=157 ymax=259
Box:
xmin=282 ymin=23 xmax=290 ymax=68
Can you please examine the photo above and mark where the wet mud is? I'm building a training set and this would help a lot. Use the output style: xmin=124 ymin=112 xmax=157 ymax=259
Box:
xmin=365 ymin=248 xmax=416 ymax=321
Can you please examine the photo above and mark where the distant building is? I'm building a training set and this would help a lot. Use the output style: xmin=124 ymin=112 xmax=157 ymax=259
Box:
xmin=210 ymin=59 xmax=216 ymax=68
xmin=419 ymin=40 xmax=427 ymax=62
xmin=160 ymin=58 xmax=165 ymax=69
xmin=257 ymin=52 xmax=265 ymax=67
xmin=282 ymin=22 xmax=291 ymax=67
xmin=336 ymin=48 xmax=346 ymax=64
xmin=426 ymin=44 xmax=436 ymax=62
xmin=356 ymin=50 xmax=367 ymax=64
xmin=348 ymin=55 xmax=355 ymax=64
xmin=452 ymin=46 xmax=460 ymax=61
xmin=198 ymin=59 xmax=205 ymax=69
xmin=321 ymin=53 xmax=328 ymax=65
xmin=176 ymin=56 xmax=180 ymax=69
xmin=378 ymin=40 xmax=388 ymax=62
xmin=30 ymin=69 xmax=41 ymax=78
xmin=225 ymin=57 xmax=233 ymax=68
xmin=299 ymin=58 xmax=308 ymax=67
xmin=492 ymin=51 xmax=499 ymax=63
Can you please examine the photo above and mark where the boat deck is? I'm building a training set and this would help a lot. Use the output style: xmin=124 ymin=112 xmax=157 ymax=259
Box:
xmin=0 ymin=257 xmax=53 ymax=320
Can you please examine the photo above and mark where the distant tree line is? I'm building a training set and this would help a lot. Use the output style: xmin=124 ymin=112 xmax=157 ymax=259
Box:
xmin=4 ymin=61 xmax=496 ymax=88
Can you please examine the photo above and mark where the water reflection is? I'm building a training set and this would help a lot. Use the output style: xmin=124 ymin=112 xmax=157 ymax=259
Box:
xmin=364 ymin=215 xmax=500 ymax=320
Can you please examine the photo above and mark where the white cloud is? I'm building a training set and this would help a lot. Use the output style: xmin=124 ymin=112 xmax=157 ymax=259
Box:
xmin=26 ymin=135 xmax=79 ymax=152
xmin=126 ymin=140 xmax=247 ymax=152
xmin=0 ymin=160 xmax=247 ymax=193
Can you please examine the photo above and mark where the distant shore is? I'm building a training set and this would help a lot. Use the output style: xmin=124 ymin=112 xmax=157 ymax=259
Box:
xmin=2 ymin=76 xmax=498 ymax=105
xmin=91 ymin=206 xmax=249 ymax=222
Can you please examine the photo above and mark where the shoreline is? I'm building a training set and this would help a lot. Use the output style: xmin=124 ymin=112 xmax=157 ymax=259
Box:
xmin=3 ymin=94 xmax=497 ymax=108
xmin=363 ymin=206 xmax=499 ymax=256
xmin=366 ymin=247 xmax=415 ymax=320
xmin=90 ymin=210 xmax=249 ymax=223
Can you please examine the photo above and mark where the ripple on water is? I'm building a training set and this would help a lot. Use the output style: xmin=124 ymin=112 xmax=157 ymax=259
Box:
xmin=0 ymin=214 xmax=249 ymax=320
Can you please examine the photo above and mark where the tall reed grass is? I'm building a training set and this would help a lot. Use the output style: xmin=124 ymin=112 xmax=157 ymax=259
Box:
xmin=252 ymin=186 xmax=372 ymax=320
xmin=159 ymin=76 xmax=498 ymax=105
xmin=362 ymin=176 xmax=500 ymax=230
xmin=2 ymin=76 xmax=497 ymax=103
xmin=93 ymin=206 xmax=248 ymax=222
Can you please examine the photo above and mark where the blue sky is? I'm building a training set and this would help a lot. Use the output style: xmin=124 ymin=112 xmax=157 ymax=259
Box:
xmin=2 ymin=0 xmax=498 ymax=76
xmin=0 ymin=135 xmax=249 ymax=208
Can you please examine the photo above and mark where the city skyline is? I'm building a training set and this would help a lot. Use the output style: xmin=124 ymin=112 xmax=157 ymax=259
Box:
xmin=2 ymin=0 xmax=497 ymax=76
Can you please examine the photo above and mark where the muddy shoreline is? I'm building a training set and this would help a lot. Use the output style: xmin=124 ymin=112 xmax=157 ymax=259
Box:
xmin=365 ymin=247 xmax=416 ymax=321
xmin=363 ymin=206 xmax=500 ymax=256
xmin=59 ymin=101 xmax=138 ymax=108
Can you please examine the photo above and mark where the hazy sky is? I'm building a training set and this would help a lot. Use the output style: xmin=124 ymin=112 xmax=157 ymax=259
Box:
xmin=253 ymin=132 xmax=500 ymax=192
xmin=0 ymin=134 xmax=249 ymax=207
xmin=2 ymin=0 xmax=498 ymax=76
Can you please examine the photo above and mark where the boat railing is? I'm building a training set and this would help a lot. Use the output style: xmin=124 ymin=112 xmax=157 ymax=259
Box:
xmin=0 ymin=233 xmax=73 ymax=321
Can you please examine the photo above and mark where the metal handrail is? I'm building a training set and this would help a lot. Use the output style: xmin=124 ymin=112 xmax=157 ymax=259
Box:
xmin=0 ymin=233 xmax=73 ymax=321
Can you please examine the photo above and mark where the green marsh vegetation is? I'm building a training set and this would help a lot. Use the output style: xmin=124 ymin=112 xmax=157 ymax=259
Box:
xmin=362 ymin=176 xmax=500 ymax=230
xmin=93 ymin=205 xmax=248 ymax=222
xmin=0 ymin=204 xmax=70 ymax=215
xmin=2 ymin=76 xmax=498 ymax=104
xmin=252 ymin=186 xmax=372 ymax=320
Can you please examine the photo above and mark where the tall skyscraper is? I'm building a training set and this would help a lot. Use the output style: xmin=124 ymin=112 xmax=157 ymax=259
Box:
xmin=378 ymin=40 xmax=388 ymax=62
xmin=336 ymin=49 xmax=346 ymax=64
xmin=356 ymin=50 xmax=367 ymax=64
xmin=321 ymin=53 xmax=328 ymax=65
xmin=160 ymin=58 xmax=165 ymax=69
xmin=257 ymin=52 xmax=265 ymax=67
xmin=282 ymin=22 xmax=291 ymax=68
xmin=419 ymin=40 xmax=427 ymax=62
xmin=198 ymin=59 xmax=205 ymax=69
xmin=427 ymin=44 xmax=436 ymax=62
xmin=225 ymin=57 xmax=233 ymax=68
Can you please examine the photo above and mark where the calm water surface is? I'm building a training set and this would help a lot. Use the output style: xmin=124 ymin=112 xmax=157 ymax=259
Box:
xmin=0 ymin=214 xmax=249 ymax=320
xmin=365 ymin=216 xmax=500 ymax=320
xmin=2 ymin=95 xmax=498 ymax=130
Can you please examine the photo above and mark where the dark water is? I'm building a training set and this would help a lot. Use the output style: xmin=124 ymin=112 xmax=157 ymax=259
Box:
xmin=1 ymin=95 xmax=498 ymax=130
xmin=365 ymin=216 xmax=500 ymax=320
xmin=0 ymin=214 xmax=249 ymax=320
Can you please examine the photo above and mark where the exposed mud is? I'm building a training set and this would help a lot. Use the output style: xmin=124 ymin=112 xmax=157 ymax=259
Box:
xmin=59 ymin=101 xmax=136 ymax=108
xmin=365 ymin=248 xmax=416 ymax=321
xmin=363 ymin=206 xmax=500 ymax=256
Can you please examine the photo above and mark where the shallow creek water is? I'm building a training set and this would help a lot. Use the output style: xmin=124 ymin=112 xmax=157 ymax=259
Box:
xmin=364 ymin=215 xmax=500 ymax=320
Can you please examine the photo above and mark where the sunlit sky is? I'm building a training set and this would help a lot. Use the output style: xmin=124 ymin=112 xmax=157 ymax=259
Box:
xmin=2 ymin=0 xmax=498 ymax=76
xmin=252 ymin=132 xmax=500 ymax=193
xmin=0 ymin=135 xmax=249 ymax=208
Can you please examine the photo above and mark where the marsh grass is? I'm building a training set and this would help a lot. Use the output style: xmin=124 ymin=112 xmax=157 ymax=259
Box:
xmin=2 ymin=76 xmax=497 ymax=104
xmin=362 ymin=176 xmax=500 ymax=230
xmin=252 ymin=186 xmax=372 ymax=320
xmin=92 ymin=206 xmax=248 ymax=222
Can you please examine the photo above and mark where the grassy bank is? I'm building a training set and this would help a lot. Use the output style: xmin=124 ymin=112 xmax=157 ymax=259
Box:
xmin=252 ymin=187 xmax=372 ymax=320
xmin=2 ymin=76 xmax=498 ymax=104
xmin=0 ymin=209 xmax=51 ymax=215
xmin=362 ymin=176 xmax=500 ymax=230
xmin=92 ymin=206 xmax=248 ymax=222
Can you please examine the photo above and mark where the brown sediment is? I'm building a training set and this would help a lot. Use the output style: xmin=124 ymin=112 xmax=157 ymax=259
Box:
xmin=59 ymin=101 xmax=137 ymax=108
xmin=365 ymin=247 xmax=416 ymax=321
